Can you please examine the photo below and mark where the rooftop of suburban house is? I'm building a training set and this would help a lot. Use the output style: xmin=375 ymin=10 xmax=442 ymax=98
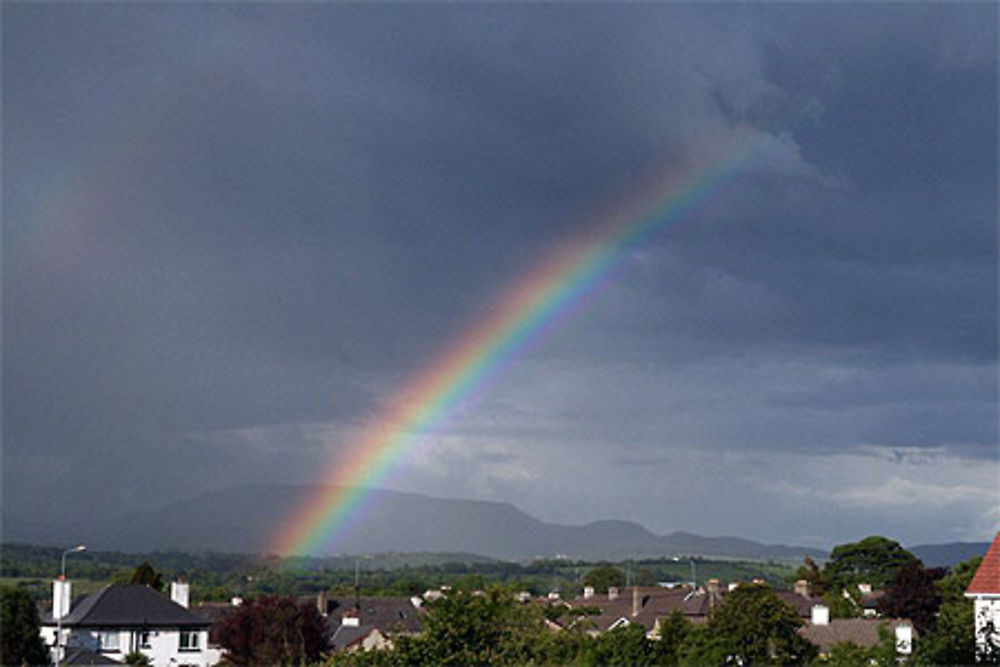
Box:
xmin=799 ymin=618 xmax=913 ymax=653
xmin=966 ymin=532 xmax=1000 ymax=596
xmin=317 ymin=595 xmax=424 ymax=634
xmin=40 ymin=584 xmax=210 ymax=628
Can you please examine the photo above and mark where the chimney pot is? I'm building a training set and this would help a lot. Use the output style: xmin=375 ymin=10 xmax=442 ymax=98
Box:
xmin=583 ymin=586 xmax=594 ymax=600
xmin=52 ymin=579 xmax=71 ymax=620
xmin=894 ymin=623 xmax=913 ymax=655
xmin=170 ymin=581 xmax=190 ymax=609
xmin=317 ymin=591 xmax=329 ymax=616
xmin=811 ymin=604 xmax=830 ymax=626
xmin=608 ymin=587 xmax=619 ymax=601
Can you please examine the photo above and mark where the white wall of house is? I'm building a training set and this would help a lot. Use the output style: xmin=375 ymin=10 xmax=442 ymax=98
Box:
xmin=42 ymin=625 xmax=213 ymax=667
xmin=973 ymin=596 xmax=1000 ymax=656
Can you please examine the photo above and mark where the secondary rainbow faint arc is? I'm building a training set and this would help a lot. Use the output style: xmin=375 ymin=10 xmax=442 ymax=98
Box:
xmin=272 ymin=134 xmax=763 ymax=557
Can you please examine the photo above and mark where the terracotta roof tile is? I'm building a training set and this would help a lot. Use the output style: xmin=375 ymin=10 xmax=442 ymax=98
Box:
xmin=966 ymin=532 xmax=1000 ymax=596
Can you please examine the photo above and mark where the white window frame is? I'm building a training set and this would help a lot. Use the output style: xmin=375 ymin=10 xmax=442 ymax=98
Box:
xmin=179 ymin=629 xmax=200 ymax=652
xmin=98 ymin=630 xmax=120 ymax=652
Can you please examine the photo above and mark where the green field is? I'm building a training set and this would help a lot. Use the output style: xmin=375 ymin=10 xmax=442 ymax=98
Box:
xmin=1 ymin=543 xmax=799 ymax=603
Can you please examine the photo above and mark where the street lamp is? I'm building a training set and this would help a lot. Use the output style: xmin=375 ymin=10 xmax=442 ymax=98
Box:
xmin=672 ymin=556 xmax=696 ymax=591
xmin=55 ymin=545 xmax=86 ymax=667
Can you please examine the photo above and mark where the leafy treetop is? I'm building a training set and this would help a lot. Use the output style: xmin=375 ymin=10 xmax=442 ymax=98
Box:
xmin=826 ymin=536 xmax=918 ymax=588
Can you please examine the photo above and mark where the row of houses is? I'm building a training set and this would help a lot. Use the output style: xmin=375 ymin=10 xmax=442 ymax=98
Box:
xmin=542 ymin=578 xmax=911 ymax=656
xmin=39 ymin=532 xmax=1000 ymax=666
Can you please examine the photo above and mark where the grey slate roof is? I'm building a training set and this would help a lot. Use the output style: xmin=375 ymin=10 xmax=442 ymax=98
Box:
xmin=41 ymin=584 xmax=210 ymax=628
xmin=320 ymin=597 xmax=423 ymax=634
xmin=564 ymin=587 xmax=701 ymax=632
xmin=798 ymin=619 xmax=912 ymax=653
xmin=330 ymin=624 xmax=380 ymax=651
xmin=773 ymin=590 xmax=826 ymax=618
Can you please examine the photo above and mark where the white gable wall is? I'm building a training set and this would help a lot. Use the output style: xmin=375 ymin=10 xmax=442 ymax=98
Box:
xmin=972 ymin=596 xmax=1000 ymax=657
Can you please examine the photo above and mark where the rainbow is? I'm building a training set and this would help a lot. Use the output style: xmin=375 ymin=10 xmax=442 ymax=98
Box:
xmin=272 ymin=130 xmax=767 ymax=556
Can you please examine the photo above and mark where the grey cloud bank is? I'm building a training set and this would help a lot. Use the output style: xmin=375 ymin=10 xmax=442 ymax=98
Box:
xmin=3 ymin=3 xmax=996 ymax=548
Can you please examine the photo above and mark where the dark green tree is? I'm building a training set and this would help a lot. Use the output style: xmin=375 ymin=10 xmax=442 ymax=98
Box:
xmin=394 ymin=586 xmax=548 ymax=665
xmin=825 ymin=536 xmax=917 ymax=588
xmin=822 ymin=588 xmax=862 ymax=619
xmin=123 ymin=650 xmax=152 ymax=665
xmin=700 ymin=583 xmax=817 ymax=665
xmin=583 ymin=565 xmax=626 ymax=593
xmin=652 ymin=609 xmax=691 ymax=666
xmin=677 ymin=624 xmax=735 ymax=666
xmin=584 ymin=623 xmax=655 ymax=666
xmin=794 ymin=557 xmax=832 ymax=597
xmin=0 ymin=586 xmax=50 ymax=666
xmin=813 ymin=640 xmax=876 ymax=666
xmin=128 ymin=562 xmax=165 ymax=591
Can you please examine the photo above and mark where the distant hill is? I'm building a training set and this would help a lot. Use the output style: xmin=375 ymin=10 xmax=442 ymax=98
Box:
xmin=3 ymin=484 xmax=825 ymax=562
xmin=909 ymin=541 xmax=991 ymax=568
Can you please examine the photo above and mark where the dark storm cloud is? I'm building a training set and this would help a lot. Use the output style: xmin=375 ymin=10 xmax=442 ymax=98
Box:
xmin=3 ymin=3 xmax=996 ymax=541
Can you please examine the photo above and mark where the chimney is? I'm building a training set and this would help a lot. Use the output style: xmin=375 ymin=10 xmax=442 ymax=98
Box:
xmin=894 ymin=623 xmax=913 ymax=655
xmin=170 ymin=579 xmax=190 ymax=609
xmin=342 ymin=611 xmax=360 ymax=627
xmin=608 ymin=587 xmax=619 ymax=601
xmin=794 ymin=579 xmax=810 ymax=598
xmin=52 ymin=576 xmax=71 ymax=620
xmin=631 ymin=587 xmax=639 ymax=617
xmin=583 ymin=586 xmax=594 ymax=600
xmin=811 ymin=604 xmax=829 ymax=626
xmin=317 ymin=591 xmax=329 ymax=616
xmin=706 ymin=578 xmax=721 ymax=595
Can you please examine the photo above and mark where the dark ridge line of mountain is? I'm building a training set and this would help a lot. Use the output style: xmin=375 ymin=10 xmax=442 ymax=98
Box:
xmin=5 ymin=483 xmax=822 ymax=562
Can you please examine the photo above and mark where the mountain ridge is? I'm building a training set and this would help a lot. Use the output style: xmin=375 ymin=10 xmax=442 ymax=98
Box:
xmin=5 ymin=483 xmax=826 ymax=561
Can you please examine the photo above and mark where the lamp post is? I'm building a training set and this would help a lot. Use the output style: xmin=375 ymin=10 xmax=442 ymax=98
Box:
xmin=672 ymin=556 xmax=696 ymax=590
xmin=55 ymin=545 xmax=86 ymax=667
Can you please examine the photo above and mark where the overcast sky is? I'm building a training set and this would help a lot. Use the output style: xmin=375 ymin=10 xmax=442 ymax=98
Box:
xmin=4 ymin=3 xmax=997 ymax=550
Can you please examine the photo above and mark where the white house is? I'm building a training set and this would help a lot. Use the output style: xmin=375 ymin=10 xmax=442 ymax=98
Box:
xmin=40 ymin=579 xmax=217 ymax=666
xmin=965 ymin=532 xmax=1000 ymax=660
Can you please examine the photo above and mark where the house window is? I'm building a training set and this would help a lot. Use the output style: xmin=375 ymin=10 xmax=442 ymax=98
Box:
xmin=179 ymin=630 xmax=200 ymax=652
xmin=99 ymin=631 xmax=120 ymax=652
